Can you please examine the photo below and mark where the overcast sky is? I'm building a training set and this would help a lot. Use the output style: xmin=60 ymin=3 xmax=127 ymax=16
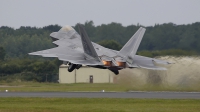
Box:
xmin=0 ymin=0 xmax=200 ymax=28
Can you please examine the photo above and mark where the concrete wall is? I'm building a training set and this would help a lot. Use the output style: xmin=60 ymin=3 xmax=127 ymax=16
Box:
xmin=59 ymin=65 xmax=75 ymax=83
xmin=76 ymin=67 xmax=113 ymax=83
xmin=59 ymin=65 xmax=114 ymax=83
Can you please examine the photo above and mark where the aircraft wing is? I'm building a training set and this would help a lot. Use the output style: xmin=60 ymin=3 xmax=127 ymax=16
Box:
xmin=29 ymin=25 xmax=104 ymax=65
xmin=29 ymin=46 xmax=102 ymax=65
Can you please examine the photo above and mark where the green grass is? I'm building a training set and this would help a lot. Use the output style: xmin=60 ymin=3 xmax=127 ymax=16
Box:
xmin=0 ymin=98 xmax=199 ymax=112
xmin=0 ymin=82 xmax=200 ymax=92
xmin=1 ymin=82 xmax=200 ymax=111
xmin=0 ymin=82 xmax=128 ymax=92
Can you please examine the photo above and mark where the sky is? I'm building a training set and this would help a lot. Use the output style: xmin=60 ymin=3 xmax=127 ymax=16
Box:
xmin=0 ymin=0 xmax=200 ymax=28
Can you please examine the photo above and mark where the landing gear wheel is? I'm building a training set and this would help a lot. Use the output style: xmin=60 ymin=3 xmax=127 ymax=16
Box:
xmin=68 ymin=64 xmax=77 ymax=72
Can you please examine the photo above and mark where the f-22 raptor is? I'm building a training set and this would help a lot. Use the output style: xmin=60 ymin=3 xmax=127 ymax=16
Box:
xmin=29 ymin=24 xmax=171 ymax=75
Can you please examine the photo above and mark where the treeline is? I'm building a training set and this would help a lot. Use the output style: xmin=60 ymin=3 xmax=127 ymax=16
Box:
xmin=137 ymin=49 xmax=198 ymax=58
xmin=0 ymin=58 xmax=61 ymax=82
xmin=0 ymin=25 xmax=61 ymax=58
xmin=0 ymin=21 xmax=200 ymax=82
xmin=0 ymin=21 xmax=200 ymax=58
xmin=77 ymin=21 xmax=200 ymax=52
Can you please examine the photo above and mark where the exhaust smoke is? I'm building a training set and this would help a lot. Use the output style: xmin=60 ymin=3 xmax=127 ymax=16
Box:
xmin=115 ymin=56 xmax=200 ymax=91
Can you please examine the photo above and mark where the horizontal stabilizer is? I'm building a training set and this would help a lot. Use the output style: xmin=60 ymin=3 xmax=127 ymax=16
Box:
xmin=131 ymin=55 xmax=169 ymax=70
xmin=138 ymin=65 xmax=167 ymax=70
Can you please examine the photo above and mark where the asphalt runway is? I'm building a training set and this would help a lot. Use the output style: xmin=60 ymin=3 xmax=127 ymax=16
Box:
xmin=0 ymin=92 xmax=200 ymax=99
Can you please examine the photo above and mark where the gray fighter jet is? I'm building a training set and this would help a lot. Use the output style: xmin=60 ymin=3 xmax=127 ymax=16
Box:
xmin=29 ymin=24 xmax=171 ymax=75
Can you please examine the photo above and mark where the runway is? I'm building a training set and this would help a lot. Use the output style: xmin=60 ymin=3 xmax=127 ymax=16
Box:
xmin=0 ymin=91 xmax=200 ymax=99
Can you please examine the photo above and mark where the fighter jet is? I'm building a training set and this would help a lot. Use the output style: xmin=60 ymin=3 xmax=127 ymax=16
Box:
xmin=29 ymin=24 xmax=171 ymax=75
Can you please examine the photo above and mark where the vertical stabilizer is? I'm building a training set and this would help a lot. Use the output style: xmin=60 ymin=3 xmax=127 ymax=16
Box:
xmin=118 ymin=27 xmax=146 ymax=64
xmin=78 ymin=24 xmax=99 ymax=61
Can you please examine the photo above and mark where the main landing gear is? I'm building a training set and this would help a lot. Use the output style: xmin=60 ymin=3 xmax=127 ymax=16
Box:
xmin=68 ymin=64 xmax=77 ymax=72
xmin=67 ymin=63 xmax=82 ymax=72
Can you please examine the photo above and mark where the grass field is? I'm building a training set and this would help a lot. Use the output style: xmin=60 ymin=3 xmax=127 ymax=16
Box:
xmin=0 ymin=82 xmax=200 ymax=92
xmin=1 ymin=82 xmax=200 ymax=112
xmin=0 ymin=82 xmax=128 ymax=92
xmin=0 ymin=98 xmax=199 ymax=112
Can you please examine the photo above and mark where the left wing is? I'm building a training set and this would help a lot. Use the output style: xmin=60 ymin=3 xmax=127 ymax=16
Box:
xmin=29 ymin=46 xmax=102 ymax=65
xmin=29 ymin=25 xmax=103 ymax=65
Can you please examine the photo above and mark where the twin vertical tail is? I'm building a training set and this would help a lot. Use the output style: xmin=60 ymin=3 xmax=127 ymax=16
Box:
xmin=78 ymin=25 xmax=146 ymax=67
xmin=118 ymin=27 xmax=146 ymax=64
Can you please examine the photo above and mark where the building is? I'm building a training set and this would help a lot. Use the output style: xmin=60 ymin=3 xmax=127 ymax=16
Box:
xmin=59 ymin=64 xmax=115 ymax=83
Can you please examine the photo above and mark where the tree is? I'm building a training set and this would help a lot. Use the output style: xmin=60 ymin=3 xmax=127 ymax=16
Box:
xmin=0 ymin=46 xmax=5 ymax=60
xmin=98 ymin=40 xmax=122 ymax=50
